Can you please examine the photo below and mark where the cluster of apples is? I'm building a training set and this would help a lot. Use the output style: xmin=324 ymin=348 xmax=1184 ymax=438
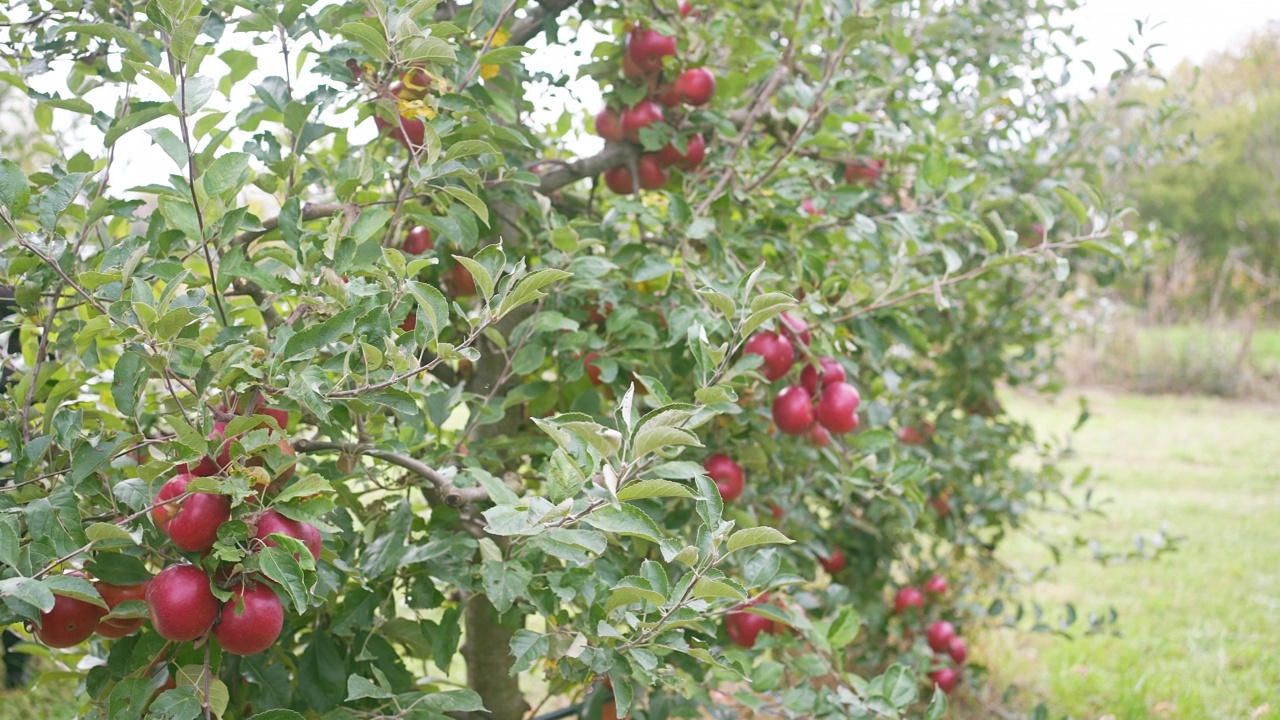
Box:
xmin=31 ymin=406 xmax=324 ymax=658
xmin=893 ymin=576 xmax=967 ymax=694
xmin=742 ymin=313 xmax=862 ymax=442
xmin=595 ymin=20 xmax=715 ymax=194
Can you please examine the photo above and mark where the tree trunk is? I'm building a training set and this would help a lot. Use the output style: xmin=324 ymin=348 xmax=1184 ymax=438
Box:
xmin=463 ymin=594 xmax=529 ymax=720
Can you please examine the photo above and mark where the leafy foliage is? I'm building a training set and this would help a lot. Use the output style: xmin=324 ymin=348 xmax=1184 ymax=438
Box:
xmin=0 ymin=0 xmax=1162 ymax=719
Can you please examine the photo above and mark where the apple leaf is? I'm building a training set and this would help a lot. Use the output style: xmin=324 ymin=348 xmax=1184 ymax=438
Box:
xmin=617 ymin=480 xmax=695 ymax=502
xmin=726 ymin=527 xmax=793 ymax=554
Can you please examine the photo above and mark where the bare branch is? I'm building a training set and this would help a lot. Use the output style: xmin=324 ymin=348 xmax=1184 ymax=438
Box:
xmin=508 ymin=0 xmax=580 ymax=47
xmin=536 ymin=142 xmax=636 ymax=195
xmin=293 ymin=439 xmax=489 ymax=506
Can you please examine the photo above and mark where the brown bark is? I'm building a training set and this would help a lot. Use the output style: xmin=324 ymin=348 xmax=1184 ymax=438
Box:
xmin=462 ymin=594 xmax=529 ymax=720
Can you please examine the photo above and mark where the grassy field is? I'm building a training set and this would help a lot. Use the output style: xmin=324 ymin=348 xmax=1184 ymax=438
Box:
xmin=970 ymin=391 xmax=1280 ymax=720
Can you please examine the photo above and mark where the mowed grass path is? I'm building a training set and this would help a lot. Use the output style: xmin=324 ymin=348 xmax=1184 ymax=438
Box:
xmin=973 ymin=391 xmax=1280 ymax=720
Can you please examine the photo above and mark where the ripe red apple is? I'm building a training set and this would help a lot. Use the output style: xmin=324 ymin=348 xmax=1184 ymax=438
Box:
xmin=801 ymin=198 xmax=823 ymax=216
xmin=595 ymin=107 xmax=624 ymax=142
xmin=818 ymin=548 xmax=845 ymax=573
xmin=815 ymin=382 xmax=860 ymax=434
xmin=655 ymin=83 xmax=681 ymax=108
xmin=947 ymin=636 xmax=968 ymax=664
xmin=621 ymin=51 xmax=646 ymax=79
xmin=621 ymin=100 xmax=664 ymax=142
xmin=899 ymin=422 xmax=934 ymax=445
xmin=585 ymin=301 xmax=613 ymax=325
xmin=929 ymin=494 xmax=951 ymax=516
xmin=725 ymin=597 xmax=776 ymax=649
xmin=583 ymin=352 xmax=603 ymax=386
xmin=924 ymin=575 xmax=948 ymax=596
xmin=604 ymin=166 xmax=635 ymax=195
xmin=627 ymin=29 xmax=676 ymax=73
xmin=779 ymin=312 xmax=812 ymax=345
xmin=255 ymin=509 xmax=322 ymax=561
xmin=929 ymin=667 xmax=960 ymax=694
xmin=146 ymin=565 xmax=219 ymax=642
xmin=403 ymin=225 xmax=433 ymax=254
xmin=772 ymin=385 xmax=816 ymax=435
xmin=844 ymin=159 xmax=884 ymax=186
xmin=188 ymin=421 xmax=232 ymax=477
xmin=800 ymin=357 xmax=846 ymax=395
xmin=809 ymin=425 xmax=831 ymax=448
xmin=374 ymin=112 xmax=426 ymax=150
xmin=743 ymin=330 xmax=794 ymax=381
xmin=33 ymin=593 xmax=105 ymax=648
xmin=673 ymin=67 xmax=715 ymax=105
xmin=637 ymin=154 xmax=668 ymax=189
xmin=893 ymin=586 xmax=924 ymax=615
xmin=704 ymin=453 xmax=745 ymax=502
xmin=768 ymin=503 xmax=784 ymax=521
xmin=153 ymin=473 xmax=232 ymax=553
xmin=95 ymin=581 xmax=149 ymax=638
xmin=214 ymin=582 xmax=284 ymax=656
xmin=656 ymin=133 xmax=706 ymax=170
xmin=679 ymin=1 xmax=694 ymax=17
xmin=447 ymin=262 xmax=476 ymax=296
xmin=926 ymin=620 xmax=956 ymax=653
xmin=400 ymin=311 xmax=417 ymax=332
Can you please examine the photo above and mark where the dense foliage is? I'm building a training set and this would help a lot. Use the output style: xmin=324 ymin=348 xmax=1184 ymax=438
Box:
xmin=0 ymin=1 xmax=1155 ymax=718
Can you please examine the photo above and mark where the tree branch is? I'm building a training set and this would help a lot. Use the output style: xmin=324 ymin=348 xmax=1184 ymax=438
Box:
xmin=292 ymin=439 xmax=489 ymax=506
xmin=536 ymin=142 xmax=636 ymax=195
xmin=508 ymin=0 xmax=580 ymax=47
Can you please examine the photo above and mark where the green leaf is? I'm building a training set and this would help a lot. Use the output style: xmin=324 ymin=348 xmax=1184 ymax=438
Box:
xmin=925 ymin=686 xmax=948 ymax=720
xmin=740 ymin=292 xmax=794 ymax=337
xmin=339 ymin=21 xmax=391 ymax=61
xmin=247 ymin=712 xmax=306 ymax=720
xmin=173 ymin=75 xmax=215 ymax=114
xmin=509 ymin=629 xmax=550 ymax=674
xmin=346 ymin=674 xmax=393 ymax=701
xmin=35 ymin=171 xmax=87 ymax=231
xmin=0 ymin=159 xmax=30 ymax=215
xmin=403 ymin=35 xmax=456 ymax=63
xmin=496 ymin=269 xmax=572 ymax=318
xmin=257 ymin=546 xmax=308 ymax=613
xmin=616 ymin=480 xmax=695 ymax=502
xmin=170 ymin=15 xmax=208 ymax=62
xmin=604 ymin=585 xmax=666 ymax=615
xmin=405 ymin=281 xmax=451 ymax=344
xmin=726 ymin=526 xmax=793 ymax=554
xmin=282 ymin=307 xmax=360 ymax=361
xmin=478 ymin=46 xmax=530 ymax=65
xmin=444 ymin=140 xmax=498 ymax=162
xmin=85 ymin=522 xmax=133 ymax=543
xmin=1055 ymin=186 xmax=1090 ymax=225
xmin=176 ymin=666 xmax=229 ymax=718
xmin=481 ymin=559 xmax=531 ymax=613
xmin=631 ymin=424 xmax=700 ymax=459
xmin=58 ymin=23 xmax=148 ymax=59
xmin=71 ymin=437 xmax=125 ymax=483
xmin=201 ymin=152 xmax=251 ymax=197
xmin=583 ymin=505 xmax=663 ymax=543
xmin=0 ymin=577 xmax=53 ymax=613
xmin=827 ymin=605 xmax=862 ymax=649
xmin=105 ymin=102 xmax=176 ymax=146
xmin=691 ymin=577 xmax=746 ymax=601
xmin=44 ymin=574 xmax=108 ymax=608
xmin=452 ymin=255 xmax=495 ymax=300
xmin=441 ymin=186 xmax=489 ymax=227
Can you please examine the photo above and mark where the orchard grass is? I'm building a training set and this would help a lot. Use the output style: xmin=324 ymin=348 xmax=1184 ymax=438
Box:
xmin=966 ymin=390 xmax=1280 ymax=720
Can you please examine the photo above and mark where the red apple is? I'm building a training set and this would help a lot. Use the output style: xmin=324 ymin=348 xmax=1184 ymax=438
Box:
xmin=448 ymin=263 xmax=476 ymax=297
xmin=637 ymin=154 xmax=668 ymax=189
xmin=656 ymin=133 xmax=706 ymax=170
xmin=400 ymin=312 xmax=417 ymax=332
xmin=146 ymin=565 xmax=219 ymax=642
xmin=947 ymin=636 xmax=968 ymax=664
xmin=704 ymin=453 xmax=745 ymax=502
xmin=779 ymin=312 xmax=812 ymax=345
xmin=604 ymin=166 xmax=635 ymax=195
xmin=801 ymin=198 xmax=823 ymax=216
xmin=33 ymin=594 xmax=105 ymax=648
xmin=924 ymin=575 xmax=948 ymax=596
xmin=929 ymin=667 xmax=960 ymax=694
xmin=153 ymin=473 xmax=232 ymax=553
xmin=679 ymin=1 xmax=694 ymax=17
xmin=673 ymin=67 xmax=715 ymax=105
xmin=95 ymin=581 xmax=149 ymax=638
xmin=899 ymin=422 xmax=934 ymax=445
xmin=815 ymin=382 xmax=860 ymax=434
xmin=403 ymin=225 xmax=433 ymax=254
xmin=627 ymin=29 xmax=676 ymax=74
xmin=772 ymin=385 xmax=816 ymax=435
xmin=926 ymin=621 xmax=956 ymax=653
xmin=929 ymin=495 xmax=951 ymax=516
xmin=188 ymin=421 xmax=232 ymax=477
xmin=893 ymin=586 xmax=924 ymax=615
xmin=655 ymin=83 xmax=681 ymax=108
xmin=844 ymin=159 xmax=884 ymax=186
xmin=819 ymin=548 xmax=845 ymax=573
xmin=621 ymin=100 xmax=664 ymax=143
xmin=374 ymin=112 xmax=426 ymax=150
xmin=725 ymin=597 xmax=776 ymax=649
xmin=621 ymin=51 xmax=646 ymax=79
xmin=743 ymin=330 xmax=795 ymax=381
xmin=583 ymin=352 xmax=603 ymax=386
xmin=595 ymin=107 xmax=624 ymax=142
xmin=255 ymin=509 xmax=322 ymax=561
xmin=214 ymin=582 xmax=284 ymax=656
xmin=768 ymin=503 xmax=784 ymax=521
xmin=800 ymin=357 xmax=846 ymax=395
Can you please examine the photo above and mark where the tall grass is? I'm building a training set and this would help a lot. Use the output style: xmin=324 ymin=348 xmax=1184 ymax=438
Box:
xmin=1065 ymin=315 xmax=1280 ymax=398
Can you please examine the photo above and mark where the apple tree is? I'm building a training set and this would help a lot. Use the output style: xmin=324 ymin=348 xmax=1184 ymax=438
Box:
xmin=0 ymin=0 xmax=1155 ymax=718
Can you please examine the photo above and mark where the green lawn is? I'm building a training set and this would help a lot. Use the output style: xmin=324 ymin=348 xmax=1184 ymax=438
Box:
xmin=971 ymin=391 xmax=1280 ymax=720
